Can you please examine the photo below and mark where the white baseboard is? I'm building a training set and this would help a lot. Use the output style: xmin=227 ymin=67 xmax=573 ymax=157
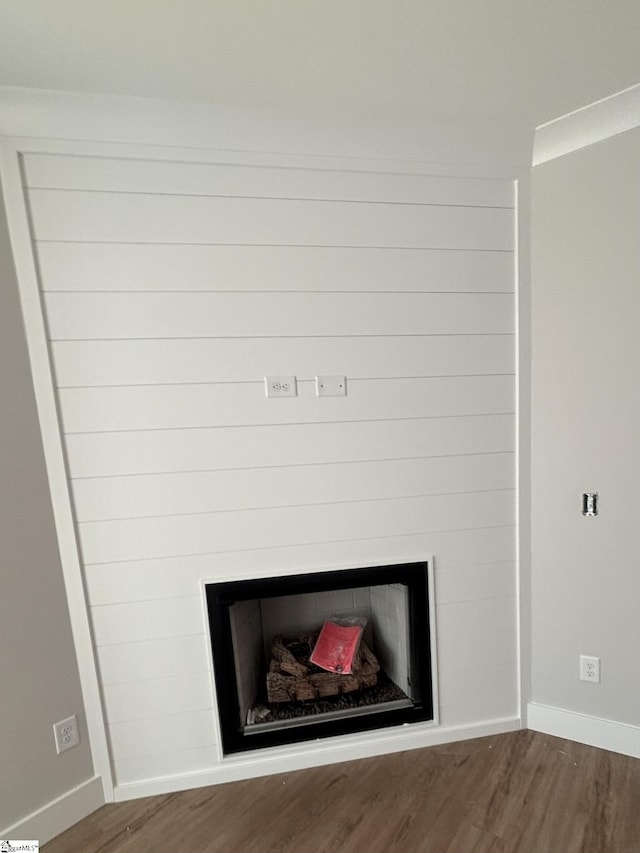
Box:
xmin=528 ymin=702 xmax=640 ymax=759
xmin=0 ymin=776 xmax=104 ymax=846
xmin=114 ymin=716 xmax=521 ymax=801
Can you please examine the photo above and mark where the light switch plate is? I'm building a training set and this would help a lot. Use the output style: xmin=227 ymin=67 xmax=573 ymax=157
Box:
xmin=315 ymin=375 xmax=347 ymax=397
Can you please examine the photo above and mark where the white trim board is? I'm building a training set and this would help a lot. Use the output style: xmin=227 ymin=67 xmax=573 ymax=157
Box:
xmin=114 ymin=715 xmax=521 ymax=801
xmin=0 ymin=86 xmax=530 ymax=177
xmin=533 ymin=81 xmax=640 ymax=166
xmin=528 ymin=702 xmax=640 ymax=759
xmin=0 ymin=141 xmax=115 ymax=801
xmin=514 ymin=175 xmax=531 ymax=724
xmin=0 ymin=776 xmax=104 ymax=846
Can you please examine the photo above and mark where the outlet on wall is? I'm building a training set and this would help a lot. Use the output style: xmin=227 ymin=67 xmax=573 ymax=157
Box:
xmin=264 ymin=376 xmax=297 ymax=398
xmin=53 ymin=714 xmax=80 ymax=754
xmin=579 ymin=655 xmax=600 ymax=683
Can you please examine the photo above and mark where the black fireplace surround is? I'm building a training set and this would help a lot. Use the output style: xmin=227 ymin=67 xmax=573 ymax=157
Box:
xmin=205 ymin=561 xmax=434 ymax=755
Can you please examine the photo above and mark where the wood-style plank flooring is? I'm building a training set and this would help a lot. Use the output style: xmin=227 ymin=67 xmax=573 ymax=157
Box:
xmin=43 ymin=731 xmax=640 ymax=853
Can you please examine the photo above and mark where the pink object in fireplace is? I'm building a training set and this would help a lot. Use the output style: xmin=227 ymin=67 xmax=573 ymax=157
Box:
xmin=310 ymin=619 xmax=365 ymax=674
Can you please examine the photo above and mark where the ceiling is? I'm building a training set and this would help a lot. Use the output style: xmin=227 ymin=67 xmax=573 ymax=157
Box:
xmin=1 ymin=0 xmax=639 ymax=136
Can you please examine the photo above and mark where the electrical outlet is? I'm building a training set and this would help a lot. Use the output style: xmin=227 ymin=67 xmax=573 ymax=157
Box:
xmin=579 ymin=655 xmax=600 ymax=683
xmin=264 ymin=376 xmax=297 ymax=398
xmin=53 ymin=714 xmax=80 ymax=754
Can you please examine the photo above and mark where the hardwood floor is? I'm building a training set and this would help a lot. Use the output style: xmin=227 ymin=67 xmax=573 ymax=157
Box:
xmin=43 ymin=730 xmax=640 ymax=853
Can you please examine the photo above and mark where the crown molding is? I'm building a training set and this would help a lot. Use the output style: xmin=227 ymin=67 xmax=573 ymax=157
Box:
xmin=0 ymin=86 xmax=530 ymax=178
xmin=533 ymin=82 xmax=640 ymax=166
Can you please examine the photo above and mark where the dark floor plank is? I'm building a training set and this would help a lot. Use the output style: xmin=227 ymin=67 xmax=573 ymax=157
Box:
xmin=42 ymin=731 xmax=640 ymax=853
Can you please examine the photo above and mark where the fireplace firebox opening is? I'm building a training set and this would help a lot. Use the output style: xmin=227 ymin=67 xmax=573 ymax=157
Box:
xmin=205 ymin=561 xmax=434 ymax=755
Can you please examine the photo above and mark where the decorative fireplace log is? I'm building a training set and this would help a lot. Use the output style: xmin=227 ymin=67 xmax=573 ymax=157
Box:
xmin=267 ymin=632 xmax=380 ymax=703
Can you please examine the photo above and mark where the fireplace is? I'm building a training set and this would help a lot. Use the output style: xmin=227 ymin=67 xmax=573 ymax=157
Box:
xmin=205 ymin=562 xmax=434 ymax=755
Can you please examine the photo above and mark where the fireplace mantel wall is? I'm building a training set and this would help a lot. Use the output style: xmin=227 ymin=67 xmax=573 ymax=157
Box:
xmin=1 ymin=92 xmax=520 ymax=800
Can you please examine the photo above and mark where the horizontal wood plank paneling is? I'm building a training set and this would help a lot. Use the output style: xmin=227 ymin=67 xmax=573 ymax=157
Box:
xmin=84 ymin=525 xmax=516 ymax=606
xmin=58 ymin=375 xmax=514 ymax=433
xmin=78 ymin=489 xmax=514 ymax=564
xmin=35 ymin=243 xmax=513 ymax=293
xmin=103 ymin=673 xmax=214 ymax=723
xmin=98 ymin=635 xmax=210 ymax=685
xmin=43 ymin=291 xmax=513 ymax=340
xmin=23 ymin=154 xmax=514 ymax=207
xmin=65 ymin=414 xmax=515 ymax=478
xmin=108 ymin=710 xmax=217 ymax=761
xmin=113 ymin=746 xmax=220 ymax=786
xmin=28 ymin=190 xmax=514 ymax=248
xmin=434 ymin=561 xmax=517 ymax=604
xmin=71 ymin=452 xmax=515 ymax=522
xmin=91 ymin=596 xmax=204 ymax=646
xmin=23 ymin=151 xmax=518 ymax=784
xmin=438 ymin=662 xmax=517 ymax=711
xmin=436 ymin=596 xmax=517 ymax=671
xmin=51 ymin=334 xmax=514 ymax=387
xmin=439 ymin=693 xmax=518 ymax=727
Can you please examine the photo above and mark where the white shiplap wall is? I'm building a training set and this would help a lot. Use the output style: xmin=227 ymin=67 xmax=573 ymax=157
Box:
xmin=22 ymin=152 xmax=517 ymax=787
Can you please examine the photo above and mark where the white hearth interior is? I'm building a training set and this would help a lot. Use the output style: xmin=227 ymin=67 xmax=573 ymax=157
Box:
xmin=229 ymin=599 xmax=264 ymax=730
xmin=369 ymin=584 xmax=411 ymax=695
xmin=228 ymin=582 xmax=413 ymax=732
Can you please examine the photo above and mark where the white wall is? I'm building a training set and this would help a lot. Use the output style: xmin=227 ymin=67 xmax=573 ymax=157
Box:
xmin=531 ymin=127 xmax=640 ymax=730
xmin=0 ymin=182 xmax=96 ymax=833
